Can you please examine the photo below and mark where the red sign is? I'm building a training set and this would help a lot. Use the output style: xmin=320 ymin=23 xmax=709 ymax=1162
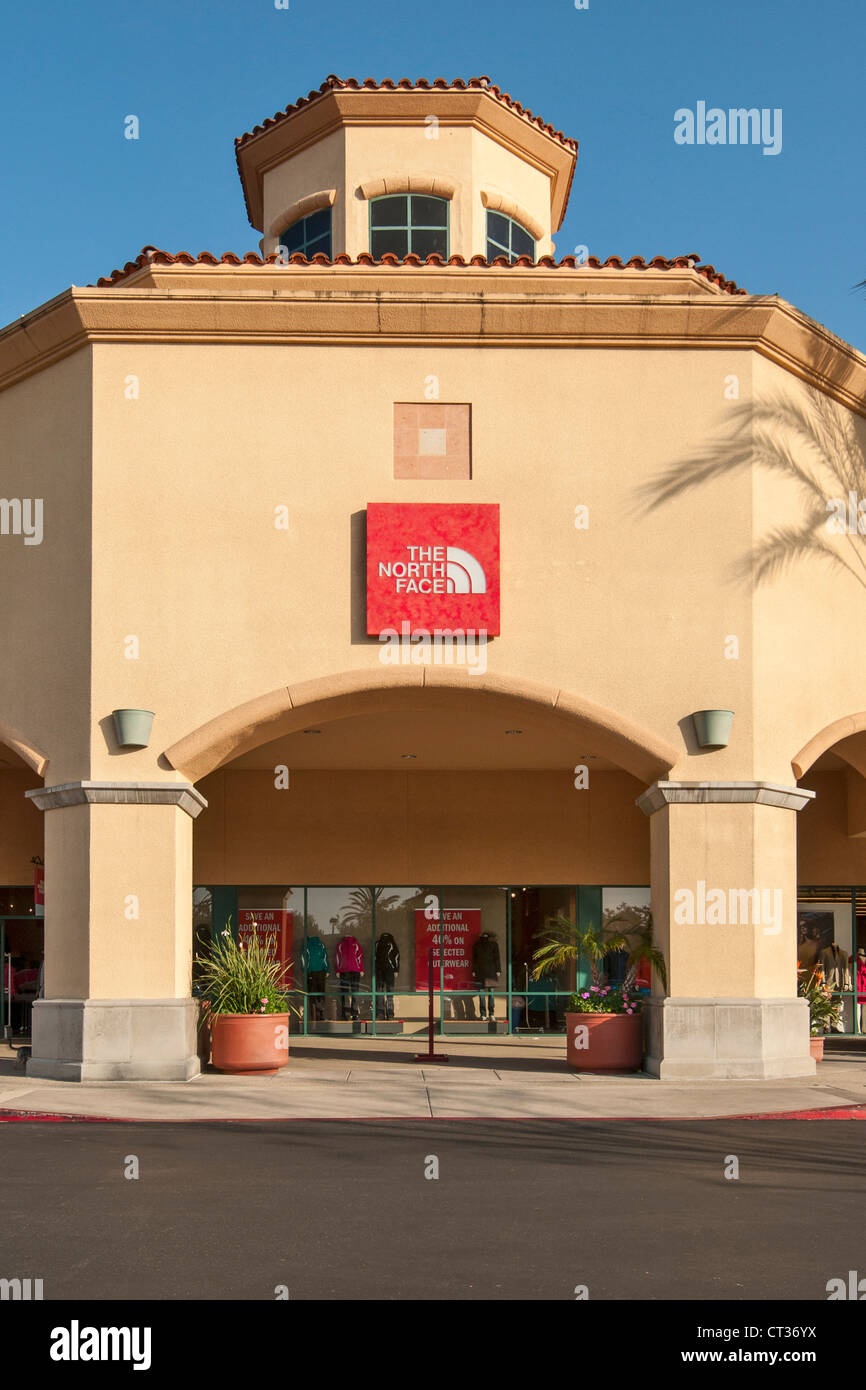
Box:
xmin=238 ymin=910 xmax=293 ymax=988
xmin=34 ymin=866 xmax=44 ymax=919
xmin=415 ymin=908 xmax=482 ymax=990
xmin=367 ymin=503 xmax=500 ymax=636
xmin=635 ymin=957 xmax=651 ymax=990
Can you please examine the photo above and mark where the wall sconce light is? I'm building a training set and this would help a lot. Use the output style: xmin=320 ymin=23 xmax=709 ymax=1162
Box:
xmin=112 ymin=709 xmax=155 ymax=749
xmin=692 ymin=709 xmax=734 ymax=749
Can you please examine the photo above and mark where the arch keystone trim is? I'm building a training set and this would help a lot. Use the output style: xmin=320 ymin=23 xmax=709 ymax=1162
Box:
xmin=357 ymin=174 xmax=458 ymax=200
xmin=480 ymin=189 xmax=545 ymax=243
xmin=267 ymin=189 xmax=337 ymax=239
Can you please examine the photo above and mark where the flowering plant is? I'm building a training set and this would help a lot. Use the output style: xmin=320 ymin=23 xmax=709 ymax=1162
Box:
xmin=194 ymin=917 xmax=300 ymax=1019
xmin=567 ymin=984 xmax=644 ymax=1015
xmin=797 ymin=964 xmax=841 ymax=1035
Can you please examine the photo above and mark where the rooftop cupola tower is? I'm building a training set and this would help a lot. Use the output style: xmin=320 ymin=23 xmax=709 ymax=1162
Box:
xmin=235 ymin=74 xmax=578 ymax=262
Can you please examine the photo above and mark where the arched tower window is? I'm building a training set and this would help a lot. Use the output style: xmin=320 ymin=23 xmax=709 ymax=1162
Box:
xmin=369 ymin=194 xmax=449 ymax=259
xmin=486 ymin=210 xmax=535 ymax=263
xmin=279 ymin=207 xmax=332 ymax=258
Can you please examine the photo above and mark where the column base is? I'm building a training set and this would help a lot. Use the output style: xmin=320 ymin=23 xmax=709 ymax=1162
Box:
xmin=643 ymin=997 xmax=815 ymax=1080
xmin=27 ymin=999 xmax=201 ymax=1082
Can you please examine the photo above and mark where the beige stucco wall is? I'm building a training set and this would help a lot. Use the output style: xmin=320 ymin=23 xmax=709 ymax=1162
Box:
xmin=5 ymin=767 xmax=866 ymax=897
xmin=798 ymin=772 xmax=866 ymax=882
xmin=469 ymin=125 xmax=553 ymax=253
xmin=82 ymin=339 xmax=770 ymax=783
xmin=0 ymin=349 xmax=92 ymax=780
xmin=0 ymin=771 xmax=43 ymax=881
xmin=5 ymin=768 xmax=864 ymax=894
xmin=194 ymin=769 xmax=649 ymax=885
xmin=649 ymin=800 xmax=798 ymax=998
xmin=751 ymin=356 xmax=866 ymax=781
xmin=42 ymin=801 xmax=192 ymax=998
xmin=262 ymin=128 xmax=345 ymax=248
xmin=0 ymin=335 xmax=831 ymax=797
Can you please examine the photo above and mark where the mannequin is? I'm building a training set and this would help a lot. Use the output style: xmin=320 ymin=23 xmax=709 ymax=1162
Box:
xmin=335 ymin=935 xmax=365 ymax=1020
xmin=857 ymin=947 xmax=866 ymax=1033
xmin=820 ymin=942 xmax=852 ymax=1033
xmin=797 ymin=923 xmax=822 ymax=974
xmin=374 ymin=932 xmax=400 ymax=1020
xmin=472 ymin=931 xmax=501 ymax=1021
xmin=301 ymin=935 xmax=329 ymax=1021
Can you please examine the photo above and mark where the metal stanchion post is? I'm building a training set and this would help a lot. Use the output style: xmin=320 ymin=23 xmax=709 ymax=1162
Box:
xmin=3 ymin=948 xmax=12 ymax=1041
xmin=414 ymin=946 xmax=449 ymax=1063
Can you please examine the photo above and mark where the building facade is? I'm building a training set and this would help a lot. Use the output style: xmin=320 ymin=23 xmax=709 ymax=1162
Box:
xmin=2 ymin=74 xmax=865 ymax=1081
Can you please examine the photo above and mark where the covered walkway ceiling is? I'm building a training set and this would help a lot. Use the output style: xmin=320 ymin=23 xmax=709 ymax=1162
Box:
xmin=224 ymin=703 xmax=622 ymax=773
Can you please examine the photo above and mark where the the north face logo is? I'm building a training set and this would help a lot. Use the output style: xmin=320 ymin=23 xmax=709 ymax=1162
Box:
xmin=366 ymin=503 xmax=499 ymax=635
xmin=444 ymin=547 xmax=486 ymax=593
xmin=377 ymin=544 xmax=486 ymax=595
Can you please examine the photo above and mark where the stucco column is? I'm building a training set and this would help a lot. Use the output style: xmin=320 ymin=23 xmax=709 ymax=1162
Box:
xmin=637 ymin=781 xmax=816 ymax=1080
xmin=23 ymin=782 xmax=206 ymax=1082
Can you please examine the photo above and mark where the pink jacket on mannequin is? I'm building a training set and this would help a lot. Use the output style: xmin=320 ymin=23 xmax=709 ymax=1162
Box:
xmin=335 ymin=937 xmax=364 ymax=973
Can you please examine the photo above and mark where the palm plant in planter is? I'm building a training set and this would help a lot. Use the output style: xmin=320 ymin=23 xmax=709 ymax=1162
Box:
xmin=532 ymin=913 xmax=667 ymax=1073
xmin=195 ymin=918 xmax=301 ymax=1075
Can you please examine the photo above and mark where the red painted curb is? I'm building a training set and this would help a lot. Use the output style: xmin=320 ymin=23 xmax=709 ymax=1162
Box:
xmin=730 ymin=1106 xmax=866 ymax=1120
xmin=0 ymin=1111 xmax=113 ymax=1122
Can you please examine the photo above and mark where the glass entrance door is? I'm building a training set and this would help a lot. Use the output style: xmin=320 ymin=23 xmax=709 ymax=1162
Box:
xmin=1 ymin=915 xmax=43 ymax=1040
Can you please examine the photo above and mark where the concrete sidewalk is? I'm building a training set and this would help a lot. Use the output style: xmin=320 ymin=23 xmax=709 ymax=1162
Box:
xmin=1 ymin=1035 xmax=865 ymax=1121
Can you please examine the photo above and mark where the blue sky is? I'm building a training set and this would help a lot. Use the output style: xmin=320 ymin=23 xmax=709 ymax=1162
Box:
xmin=1 ymin=0 xmax=863 ymax=350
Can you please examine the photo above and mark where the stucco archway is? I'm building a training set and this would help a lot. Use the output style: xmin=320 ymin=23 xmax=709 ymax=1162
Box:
xmin=0 ymin=718 xmax=48 ymax=777
xmin=793 ymin=713 xmax=866 ymax=842
xmin=792 ymin=714 xmax=866 ymax=780
xmin=163 ymin=667 xmax=678 ymax=785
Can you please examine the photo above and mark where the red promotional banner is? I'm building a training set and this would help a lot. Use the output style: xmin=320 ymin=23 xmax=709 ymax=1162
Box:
xmin=34 ymin=866 xmax=44 ymax=919
xmin=238 ymin=909 xmax=293 ymax=988
xmin=415 ymin=908 xmax=482 ymax=991
xmin=367 ymin=503 xmax=500 ymax=636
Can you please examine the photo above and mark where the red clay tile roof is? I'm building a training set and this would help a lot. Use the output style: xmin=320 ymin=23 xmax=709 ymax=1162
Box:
xmin=234 ymin=75 xmax=578 ymax=154
xmin=93 ymin=247 xmax=747 ymax=294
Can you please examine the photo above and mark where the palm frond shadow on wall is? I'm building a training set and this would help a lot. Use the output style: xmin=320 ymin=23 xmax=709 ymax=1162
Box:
xmin=635 ymin=364 xmax=866 ymax=596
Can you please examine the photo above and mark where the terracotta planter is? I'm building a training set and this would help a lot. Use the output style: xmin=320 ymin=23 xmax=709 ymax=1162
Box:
xmin=565 ymin=1011 xmax=643 ymax=1073
xmin=809 ymin=1036 xmax=824 ymax=1062
xmin=210 ymin=1012 xmax=290 ymax=1075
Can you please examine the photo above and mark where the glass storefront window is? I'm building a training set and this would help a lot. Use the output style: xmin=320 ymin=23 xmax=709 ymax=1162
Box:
xmin=0 ymin=906 xmax=44 ymax=1038
xmin=374 ymin=886 xmax=436 ymax=1029
xmin=439 ymin=886 xmax=507 ymax=1031
xmin=192 ymin=887 xmax=213 ymax=993
xmin=192 ymin=885 xmax=301 ymax=1013
xmin=191 ymin=883 xmax=655 ymax=1036
xmin=510 ymin=886 xmax=574 ymax=1032
xmin=602 ymin=886 xmax=653 ymax=989
xmin=798 ymin=892 xmax=856 ymax=1034
xmin=305 ymin=887 xmax=375 ymax=1025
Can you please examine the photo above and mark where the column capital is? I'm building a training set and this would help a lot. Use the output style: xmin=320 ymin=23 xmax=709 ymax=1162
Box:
xmin=25 ymin=780 xmax=208 ymax=819
xmin=636 ymin=780 xmax=816 ymax=817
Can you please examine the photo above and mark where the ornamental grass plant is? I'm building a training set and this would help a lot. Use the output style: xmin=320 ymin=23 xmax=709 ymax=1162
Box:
xmin=194 ymin=918 xmax=301 ymax=1019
